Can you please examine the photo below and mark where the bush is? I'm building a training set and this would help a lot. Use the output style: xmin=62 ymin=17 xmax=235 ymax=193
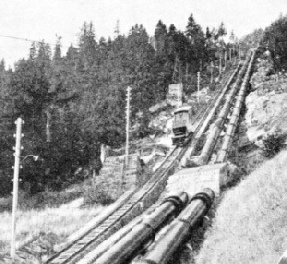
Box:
xmin=262 ymin=133 xmax=287 ymax=158
xmin=83 ymin=187 xmax=115 ymax=205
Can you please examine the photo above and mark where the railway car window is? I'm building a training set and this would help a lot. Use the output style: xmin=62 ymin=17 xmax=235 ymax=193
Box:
xmin=174 ymin=111 xmax=188 ymax=122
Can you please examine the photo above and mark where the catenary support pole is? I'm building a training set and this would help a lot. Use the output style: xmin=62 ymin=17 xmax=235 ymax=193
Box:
xmin=219 ymin=56 xmax=222 ymax=75
xmin=11 ymin=117 xmax=23 ymax=260
xmin=125 ymin=86 xmax=132 ymax=166
xmin=197 ymin=72 xmax=200 ymax=102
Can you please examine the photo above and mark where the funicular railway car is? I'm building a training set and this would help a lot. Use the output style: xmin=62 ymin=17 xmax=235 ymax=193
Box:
xmin=172 ymin=105 xmax=195 ymax=146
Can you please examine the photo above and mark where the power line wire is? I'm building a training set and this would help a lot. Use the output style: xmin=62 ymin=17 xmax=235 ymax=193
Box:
xmin=0 ymin=34 xmax=78 ymax=49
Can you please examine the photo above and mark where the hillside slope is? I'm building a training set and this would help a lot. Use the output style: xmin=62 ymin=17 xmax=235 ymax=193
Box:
xmin=196 ymin=149 xmax=287 ymax=263
xmin=195 ymin=51 xmax=287 ymax=264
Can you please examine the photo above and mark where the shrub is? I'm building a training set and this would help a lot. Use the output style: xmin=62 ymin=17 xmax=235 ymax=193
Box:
xmin=83 ymin=187 xmax=115 ymax=205
xmin=262 ymin=133 xmax=287 ymax=158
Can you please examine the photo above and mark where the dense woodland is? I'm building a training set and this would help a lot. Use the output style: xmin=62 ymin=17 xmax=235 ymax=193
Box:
xmin=0 ymin=14 xmax=239 ymax=195
xmin=263 ymin=14 xmax=287 ymax=71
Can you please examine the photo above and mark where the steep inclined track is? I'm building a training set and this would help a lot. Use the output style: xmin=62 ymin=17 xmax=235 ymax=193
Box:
xmin=46 ymin=60 xmax=243 ymax=264
xmin=135 ymin=51 xmax=257 ymax=264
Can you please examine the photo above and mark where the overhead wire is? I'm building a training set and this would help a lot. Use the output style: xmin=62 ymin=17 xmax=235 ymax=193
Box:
xmin=0 ymin=34 xmax=79 ymax=49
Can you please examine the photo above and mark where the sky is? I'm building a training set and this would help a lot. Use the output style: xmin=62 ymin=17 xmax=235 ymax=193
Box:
xmin=1 ymin=0 xmax=287 ymax=68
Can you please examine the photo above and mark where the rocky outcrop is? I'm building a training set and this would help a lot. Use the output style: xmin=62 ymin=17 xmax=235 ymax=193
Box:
xmin=245 ymin=91 xmax=287 ymax=134
xmin=148 ymin=108 xmax=174 ymax=134
xmin=245 ymin=54 xmax=287 ymax=145
xmin=249 ymin=56 xmax=274 ymax=91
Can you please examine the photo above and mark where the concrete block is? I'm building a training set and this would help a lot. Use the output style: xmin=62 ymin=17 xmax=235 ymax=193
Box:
xmin=167 ymin=163 xmax=227 ymax=196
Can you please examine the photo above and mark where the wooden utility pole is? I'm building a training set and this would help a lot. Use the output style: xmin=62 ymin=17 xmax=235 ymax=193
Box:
xmin=11 ymin=118 xmax=23 ymax=260
xmin=219 ymin=56 xmax=222 ymax=75
xmin=238 ymin=45 xmax=241 ymax=59
xmin=197 ymin=72 xmax=200 ymax=103
xmin=125 ymin=86 xmax=132 ymax=166
xmin=185 ymin=62 xmax=189 ymax=83
xmin=46 ymin=109 xmax=51 ymax=142
xmin=172 ymin=55 xmax=182 ymax=84
xmin=210 ymin=61 xmax=214 ymax=84
xmin=224 ymin=51 xmax=227 ymax=70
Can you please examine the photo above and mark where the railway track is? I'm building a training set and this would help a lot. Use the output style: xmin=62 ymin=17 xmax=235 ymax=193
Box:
xmin=46 ymin=60 xmax=241 ymax=264
xmin=134 ymin=50 xmax=257 ymax=264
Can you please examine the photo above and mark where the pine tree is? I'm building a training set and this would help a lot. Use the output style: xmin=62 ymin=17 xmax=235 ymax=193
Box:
xmin=29 ymin=42 xmax=37 ymax=60
xmin=78 ymin=22 xmax=97 ymax=71
xmin=185 ymin=13 xmax=203 ymax=44
xmin=0 ymin=60 xmax=14 ymax=195
xmin=206 ymin=27 xmax=212 ymax=39
xmin=185 ymin=14 xmax=206 ymax=73
xmin=216 ymin=22 xmax=227 ymax=40
xmin=155 ymin=20 xmax=168 ymax=55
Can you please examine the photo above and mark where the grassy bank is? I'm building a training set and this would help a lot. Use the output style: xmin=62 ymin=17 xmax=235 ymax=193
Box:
xmin=196 ymin=149 xmax=287 ymax=264
xmin=0 ymin=201 xmax=103 ymax=263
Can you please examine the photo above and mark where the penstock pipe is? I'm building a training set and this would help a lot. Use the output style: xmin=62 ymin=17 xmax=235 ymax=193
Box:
xmin=94 ymin=192 xmax=189 ymax=264
xmin=134 ymin=188 xmax=215 ymax=264
xmin=215 ymin=49 xmax=257 ymax=163
xmin=197 ymin=53 xmax=252 ymax=166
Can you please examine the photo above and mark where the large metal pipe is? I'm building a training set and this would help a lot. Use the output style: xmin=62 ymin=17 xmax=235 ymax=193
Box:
xmin=196 ymin=53 xmax=252 ymax=165
xmin=215 ymin=49 xmax=257 ymax=163
xmin=91 ymin=192 xmax=189 ymax=264
xmin=134 ymin=189 xmax=215 ymax=264
xmin=180 ymin=64 xmax=241 ymax=167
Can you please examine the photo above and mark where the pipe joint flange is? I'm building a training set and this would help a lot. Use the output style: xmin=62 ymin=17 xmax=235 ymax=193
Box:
xmin=162 ymin=193 xmax=187 ymax=215
xmin=189 ymin=189 xmax=215 ymax=214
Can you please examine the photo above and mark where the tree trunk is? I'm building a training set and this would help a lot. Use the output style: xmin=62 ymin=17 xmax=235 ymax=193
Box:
xmin=185 ymin=62 xmax=189 ymax=83
xmin=46 ymin=108 xmax=51 ymax=142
